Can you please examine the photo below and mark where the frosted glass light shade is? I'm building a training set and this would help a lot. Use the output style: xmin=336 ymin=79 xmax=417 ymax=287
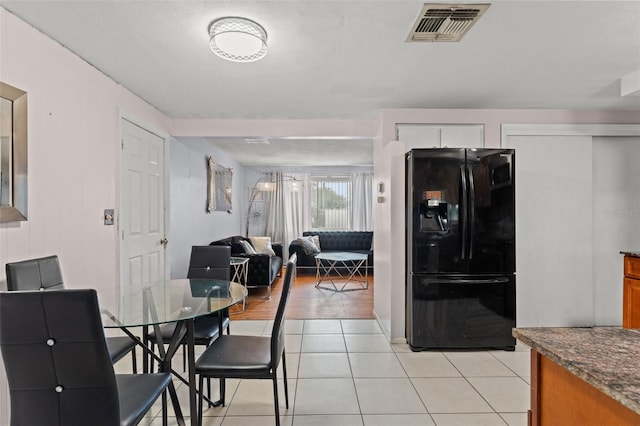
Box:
xmin=208 ymin=17 xmax=268 ymax=63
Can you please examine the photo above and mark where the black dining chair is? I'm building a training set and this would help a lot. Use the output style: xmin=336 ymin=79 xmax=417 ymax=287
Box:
xmin=0 ymin=289 xmax=172 ymax=426
xmin=5 ymin=255 xmax=139 ymax=373
xmin=147 ymin=246 xmax=232 ymax=372
xmin=195 ymin=253 xmax=297 ymax=426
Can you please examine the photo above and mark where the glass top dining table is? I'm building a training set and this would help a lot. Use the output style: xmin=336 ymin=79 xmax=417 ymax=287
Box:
xmin=97 ymin=279 xmax=247 ymax=426
xmin=98 ymin=278 xmax=247 ymax=328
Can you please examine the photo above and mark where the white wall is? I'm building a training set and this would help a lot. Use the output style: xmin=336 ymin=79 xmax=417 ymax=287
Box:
xmin=374 ymin=110 xmax=640 ymax=341
xmin=592 ymin=137 xmax=640 ymax=325
xmin=0 ymin=9 xmax=172 ymax=422
xmin=507 ymin=135 xmax=594 ymax=327
xmin=169 ymin=138 xmax=245 ymax=279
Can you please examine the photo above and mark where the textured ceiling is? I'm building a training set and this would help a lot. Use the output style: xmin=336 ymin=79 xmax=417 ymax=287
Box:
xmin=2 ymin=0 xmax=639 ymax=165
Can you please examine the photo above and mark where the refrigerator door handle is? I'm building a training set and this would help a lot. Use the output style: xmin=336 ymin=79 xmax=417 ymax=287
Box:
xmin=426 ymin=277 xmax=511 ymax=285
xmin=468 ymin=164 xmax=476 ymax=259
xmin=460 ymin=165 xmax=468 ymax=260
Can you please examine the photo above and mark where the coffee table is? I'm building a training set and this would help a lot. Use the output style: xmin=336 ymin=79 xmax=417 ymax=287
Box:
xmin=315 ymin=251 xmax=369 ymax=292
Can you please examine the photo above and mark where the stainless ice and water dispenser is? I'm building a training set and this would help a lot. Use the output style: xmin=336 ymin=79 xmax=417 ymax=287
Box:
xmin=419 ymin=198 xmax=448 ymax=233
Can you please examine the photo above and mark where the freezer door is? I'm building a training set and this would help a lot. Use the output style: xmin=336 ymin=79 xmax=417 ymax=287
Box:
xmin=466 ymin=149 xmax=515 ymax=274
xmin=407 ymin=149 xmax=466 ymax=273
xmin=407 ymin=274 xmax=516 ymax=350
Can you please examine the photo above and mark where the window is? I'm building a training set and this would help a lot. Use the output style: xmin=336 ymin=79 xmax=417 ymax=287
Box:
xmin=310 ymin=175 xmax=352 ymax=230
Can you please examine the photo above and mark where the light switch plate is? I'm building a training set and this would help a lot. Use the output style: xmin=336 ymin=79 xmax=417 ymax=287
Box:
xmin=104 ymin=209 xmax=114 ymax=225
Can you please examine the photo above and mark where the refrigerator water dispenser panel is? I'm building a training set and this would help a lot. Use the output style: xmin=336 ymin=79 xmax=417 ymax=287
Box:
xmin=419 ymin=200 xmax=448 ymax=233
xmin=419 ymin=190 xmax=449 ymax=233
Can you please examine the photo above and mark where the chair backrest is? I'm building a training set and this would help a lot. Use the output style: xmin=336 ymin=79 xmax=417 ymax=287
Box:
xmin=187 ymin=246 xmax=231 ymax=280
xmin=0 ymin=289 xmax=119 ymax=425
xmin=270 ymin=253 xmax=297 ymax=366
xmin=5 ymin=255 xmax=65 ymax=291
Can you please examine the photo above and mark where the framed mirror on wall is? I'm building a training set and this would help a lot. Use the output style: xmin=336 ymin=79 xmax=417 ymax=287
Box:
xmin=0 ymin=81 xmax=28 ymax=223
xmin=206 ymin=156 xmax=233 ymax=214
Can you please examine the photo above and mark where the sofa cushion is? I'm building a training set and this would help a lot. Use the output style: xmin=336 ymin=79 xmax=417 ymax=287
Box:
xmin=249 ymin=236 xmax=276 ymax=256
xmin=239 ymin=240 xmax=257 ymax=254
xmin=296 ymin=236 xmax=320 ymax=255
xmin=210 ymin=235 xmax=248 ymax=256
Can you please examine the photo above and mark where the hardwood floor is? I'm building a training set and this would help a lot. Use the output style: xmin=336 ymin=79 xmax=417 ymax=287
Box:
xmin=229 ymin=270 xmax=375 ymax=320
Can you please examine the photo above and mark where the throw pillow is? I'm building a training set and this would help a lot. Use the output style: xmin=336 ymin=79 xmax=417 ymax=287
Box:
xmin=249 ymin=236 xmax=276 ymax=256
xmin=239 ymin=240 xmax=257 ymax=254
xmin=297 ymin=236 xmax=320 ymax=255
xmin=311 ymin=235 xmax=321 ymax=251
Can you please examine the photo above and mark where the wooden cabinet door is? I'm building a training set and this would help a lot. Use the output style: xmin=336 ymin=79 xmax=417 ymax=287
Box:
xmin=624 ymin=256 xmax=640 ymax=279
xmin=623 ymin=277 xmax=640 ymax=328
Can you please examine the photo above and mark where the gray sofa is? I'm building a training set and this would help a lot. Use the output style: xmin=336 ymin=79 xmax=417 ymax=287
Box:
xmin=288 ymin=231 xmax=373 ymax=273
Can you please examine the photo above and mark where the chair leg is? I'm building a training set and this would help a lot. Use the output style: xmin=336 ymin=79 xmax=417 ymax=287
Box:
xmin=272 ymin=372 xmax=280 ymax=426
xmin=162 ymin=389 xmax=168 ymax=426
xmin=182 ymin=343 xmax=187 ymax=372
xmin=220 ymin=378 xmax=226 ymax=407
xmin=198 ymin=375 xmax=204 ymax=426
xmin=131 ymin=346 xmax=137 ymax=373
xmin=282 ymin=352 xmax=289 ymax=408
xmin=149 ymin=342 xmax=155 ymax=372
xmin=207 ymin=378 xmax=211 ymax=408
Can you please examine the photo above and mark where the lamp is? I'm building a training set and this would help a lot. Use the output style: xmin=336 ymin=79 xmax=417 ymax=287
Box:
xmin=208 ymin=17 xmax=268 ymax=63
xmin=246 ymin=178 xmax=275 ymax=237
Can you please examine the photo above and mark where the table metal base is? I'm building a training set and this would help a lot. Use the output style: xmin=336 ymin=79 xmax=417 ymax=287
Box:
xmin=315 ymin=257 xmax=369 ymax=292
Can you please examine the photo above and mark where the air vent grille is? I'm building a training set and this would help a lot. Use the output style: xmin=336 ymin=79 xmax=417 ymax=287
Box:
xmin=407 ymin=3 xmax=490 ymax=42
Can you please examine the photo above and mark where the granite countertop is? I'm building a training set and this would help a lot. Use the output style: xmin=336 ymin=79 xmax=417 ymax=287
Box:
xmin=513 ymin=327 xmax=640 ymax=415
xmin=621 ymin=251 xmax=640 ymax=258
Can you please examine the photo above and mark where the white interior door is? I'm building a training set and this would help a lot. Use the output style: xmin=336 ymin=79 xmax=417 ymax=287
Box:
xmin=119 ymin=118 xmax=168 ymax=287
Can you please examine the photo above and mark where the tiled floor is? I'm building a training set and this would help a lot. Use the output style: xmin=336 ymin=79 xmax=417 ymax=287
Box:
xmin=116 ymin=319 xmax=530 ymax=426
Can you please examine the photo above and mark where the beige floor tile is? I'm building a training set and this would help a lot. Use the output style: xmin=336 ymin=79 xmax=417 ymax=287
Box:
xmin=303 ymin=319 xmax=343 ymax=334
xmin=298 ymin=353 xmax=352 ymax=378
xmin=279 ymin=352 xmax=300 ymax=379
xmin=285 ymin=334 xmax=303 ymax=353
xmin=228 ymin=319 xmax=267 ymax=335
xmin=499 ymin=412 xmax=528 ymax=426
xmin=218 ymin=415 xmax=293 ymax=425
xmin=301 ymin=334 xmax=346 ymax=352
xmin=115 ymin=320 xmax=537 ymax=425
xmin=344 ymin=334 xmax=392 ymax=352
xmin=354 ymin=378 xmax=427 ymax=414
xmin=285 ymin=319 xmax=305 ymax=334
xmin=348 ymin=353 xmax=406 ymax=378
xmin=293 ymin=414 xmax=364 ymax=426
xmin=225 ymin=379 xmax=295 ymax=416
xmin=396 ymin=352 xmax=461 ymax=377
xmin=430 ymin=413 xmax=509 ymax=425
xmin=341 ymin=319 xmax=382 ymax=334
xmin=412 ymin=377 xmax=493 ymax=413
xmin=444 ymin=352 xmax=516 ymax=377
xmin=467 ymin=377 xmax=530 ymax=413
xmin=362 ymin=414 xmax=435 ymax=426
xmin=390 ymin=343 xmax=413 ymax=353
xmin=490 ymin=350 xmax=531 ymax=377
xmin=294 ymin=378 xmax=360 ymax=415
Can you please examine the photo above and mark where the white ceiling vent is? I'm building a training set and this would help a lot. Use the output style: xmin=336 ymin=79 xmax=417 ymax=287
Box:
xmin=406 ymin=3 xmax=490 ymax=42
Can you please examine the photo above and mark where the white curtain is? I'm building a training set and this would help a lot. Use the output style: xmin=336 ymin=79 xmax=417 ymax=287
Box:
xmin=352 ymin=172 xmax=373 ymax=231
xmin=264 ymin=172 xmax=371 ymax=256
xmin=265 ymin=172 xmax=286 ymax=246
xmin=265 ymin=172 xmax=307 ymax=259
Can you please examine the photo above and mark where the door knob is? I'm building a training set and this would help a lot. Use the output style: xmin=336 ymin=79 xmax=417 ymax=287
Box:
xmin=160 ymin=238 xmax=169 ymax=247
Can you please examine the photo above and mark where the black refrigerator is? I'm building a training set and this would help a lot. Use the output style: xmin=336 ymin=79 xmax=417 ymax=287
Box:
xmin=406 ymin=148 xmax=516 ymax=351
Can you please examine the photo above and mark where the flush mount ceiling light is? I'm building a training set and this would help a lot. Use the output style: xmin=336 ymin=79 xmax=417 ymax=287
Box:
xmin=208 ymin=17 xmax=267 ymax=63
